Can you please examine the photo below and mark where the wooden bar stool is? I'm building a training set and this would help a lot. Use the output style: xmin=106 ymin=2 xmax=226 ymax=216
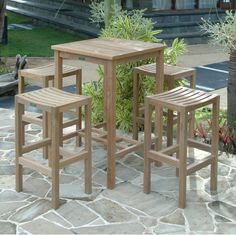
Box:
xmin=144 ymin=87 xmax=220 ymax=208
xmin=133 ymin=63 xmax=196 ymax=145
xmin=15 ymin=87 xmax=92 ymax=209
xmin=18 ymin=64 xmax=83 ymax=155
xmin=18 ymin=63 xmax=82 ymax=94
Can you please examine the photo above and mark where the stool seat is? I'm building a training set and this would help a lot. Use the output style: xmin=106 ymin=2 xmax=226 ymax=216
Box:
xmin=134 ymin=63 xmax=195 ymax=81
xmin=18 ymin=64 xmax=83 ymax=152
xmin=17 ymin=87 xmax=88 ymax=110
xmin=147 ymin=87 xmax=219 ymax=112
xmin=19 ymin=64 xmax=79 ymax=80
xmin=133 ymin=63 xmax=196 ymax=145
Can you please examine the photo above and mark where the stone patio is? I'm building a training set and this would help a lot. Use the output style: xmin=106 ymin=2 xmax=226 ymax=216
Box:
xmin=1 ymin=107 xmax=236 ymax=234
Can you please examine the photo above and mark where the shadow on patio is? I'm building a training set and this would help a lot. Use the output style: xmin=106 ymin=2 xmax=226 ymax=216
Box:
xmin=0 ymin=104 xmax=236 ymax=234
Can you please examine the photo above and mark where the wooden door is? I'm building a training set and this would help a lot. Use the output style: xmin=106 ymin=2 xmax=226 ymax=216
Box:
xmin=220 ymin=0 xmax=235 ymax=9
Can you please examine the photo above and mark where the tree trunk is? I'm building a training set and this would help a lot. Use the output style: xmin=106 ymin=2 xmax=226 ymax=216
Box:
xmin=227 ymin=50 xmax=236 ymax=128
xmin=0 ymin=0 xmax=7 ymax=41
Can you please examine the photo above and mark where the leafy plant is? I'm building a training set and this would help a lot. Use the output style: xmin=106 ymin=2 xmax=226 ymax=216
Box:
xmin=201 ymin=10 xmax=236 ymax=52
xmin=84 ymin=1 xmax=186 ymax=132
xmin=0 ymin=58 xmax=11 ymax=75
xmin=218 ymin=122 xmax=236 ymax=155
xmin=201 ymin=10 xmax=236 ymax=128
xmin=194 ymin=108 xmax=236 ymax=155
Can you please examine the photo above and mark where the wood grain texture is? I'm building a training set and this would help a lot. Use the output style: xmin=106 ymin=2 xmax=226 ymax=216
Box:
xmin=144 ymin=87 xmax=220 ymax=208
xmin=52 ymin=38 xmax=165 ymax=189
xmin=15 ymin=87 xmax=92 ymax=209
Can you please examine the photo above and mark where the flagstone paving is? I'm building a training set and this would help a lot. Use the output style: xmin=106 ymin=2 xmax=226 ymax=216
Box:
xmin=1 ymin=107 xmax=236 ymax=234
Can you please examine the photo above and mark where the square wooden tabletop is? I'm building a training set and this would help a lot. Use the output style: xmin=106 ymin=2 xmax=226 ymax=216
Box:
xmin=51 ymin=38 xmax=165 ymax=61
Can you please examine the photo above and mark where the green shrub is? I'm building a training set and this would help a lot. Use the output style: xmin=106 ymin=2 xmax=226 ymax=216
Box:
xmin=0 ymin=58 xmax=11 ymax=75
xmin=84 ymin=2 xmax=186 ymax=131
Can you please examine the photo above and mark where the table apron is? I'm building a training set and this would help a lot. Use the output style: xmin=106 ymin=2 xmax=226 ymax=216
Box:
xmin=58 ymin=51 xmax=108 ymax=65
xmin=56 ymin=51 xmax=162 ymax=67
xmin=114 ymin=51 xmax=163 ymax=65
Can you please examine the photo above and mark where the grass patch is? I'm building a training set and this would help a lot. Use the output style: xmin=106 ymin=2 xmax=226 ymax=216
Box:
xmin=0 ymin=12 xmax=83 ymax=57
xmin=6 ymin=11 xmax=33 ymax=24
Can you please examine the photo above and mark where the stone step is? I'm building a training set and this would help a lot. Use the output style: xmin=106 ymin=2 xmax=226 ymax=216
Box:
xmin=6 ymin=0 xmax=228 ymax=45
xmin=7 ymin=0 xmax=99 ymax=37
xmin=146 ymin=9 xmax=227 ymax=44
xmin=158 ymin=31 xmax=209 ymax=45
xmin=145 ymin=9 xmax=227 ymax=23
xmin=6 ymin=5 xmax=99 ymax=37
xmin=156 ymin=22 xmax=200 ymax=35
xmin=8 ymin=0 xmax=90 ymax=20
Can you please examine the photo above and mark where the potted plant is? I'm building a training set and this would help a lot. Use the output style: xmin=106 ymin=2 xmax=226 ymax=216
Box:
xmin=201 ymin=10 xmax=236 ymax=128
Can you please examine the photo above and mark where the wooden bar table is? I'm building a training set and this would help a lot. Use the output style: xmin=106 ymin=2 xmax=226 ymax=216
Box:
xmin=52 ymin=38 xmax=165 ymax=189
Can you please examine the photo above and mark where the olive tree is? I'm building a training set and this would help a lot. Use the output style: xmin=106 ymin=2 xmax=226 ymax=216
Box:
xmin=201 ymin=10 xmax=236 ymax=128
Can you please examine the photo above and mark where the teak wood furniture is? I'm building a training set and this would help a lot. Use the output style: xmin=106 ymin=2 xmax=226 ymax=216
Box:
xmin=18 ymin=64 xmax=83 ymax=156
xmin=52 ymin=38 xmax=165 ymax=189
xmin=15 ymin=87 xmax=92 ymax=209
xmin=133 ymin=63 xmax=196 ymax=147
xmin=18 ymin=64 xmax=82 ymax=94
xmin=144 ymin=87 xmax=220 ymax=208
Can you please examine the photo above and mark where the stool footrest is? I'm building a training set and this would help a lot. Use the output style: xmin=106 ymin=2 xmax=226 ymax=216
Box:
xmin=79 ymin=126 xmax=143 ymax=158
xmin=63 ymin=118 xmax=80 ymax=128
xmin=91 ymin=128 xmax=126 ymax=149
xmin=116 ymin=142 xmax=143 ymax=158
xmin=187 ymin=155 xmax=213 ymax=175
xmin=22 ymin=114 xmax=43 ymax=126
xmin=59 ymin=148 xmax=87 ymax=168
xmin=63 ymin=130 xmax=82 ymax=141
xmin=187 ymin=139 xmax=211 ymax=152
xmin=22 ymin=138 xmax=51 ymax=154
xmin=160 ymin=144 xmax=179 ymax=156
xmin=19 ymin=157 xmax=51 ymax=176
xmin=148 ymin=150 xmax=179 ymax=167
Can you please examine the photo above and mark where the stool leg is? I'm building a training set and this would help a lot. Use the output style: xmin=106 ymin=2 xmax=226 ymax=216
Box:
xmin=144 ymin=101 xmax=153 ymax=194
xmin=176 ymin=113 xmax=180 ymax=177
xmin=47 ymin=113 xmax=53 ymax=168
xmin=76 ymin=69 xmax=82 ymax=147
xmin=178 ymin=111 xmax=188 ymax=208
xmin=166 ymin=79 xmax=175 ymax=147
xmin=15 ymin=101 xmax=24 ymax=192
xmin=154 ymin=105 xmax=163 ymax=167
xmin=18 ymin=75 xmax=25 ymax=94
xmin=190 ymin=73 xmax=196 ymax=90
xmin=43 ymin=79 xmax=50 ymax=160
xmin=51 ymin=109 xmax=60 ymax=209
xmin=84 ymin=102 xmax=92 ymax=194
xmin=18 ymin=75 xmax=26 ymax=162
xmin=133 ymin=72 xmax=140 ymax=140
xmin=188 ymin=74 xmax=196 ymax=139
xmin=210 ymin=98 xmax=219 ymax=192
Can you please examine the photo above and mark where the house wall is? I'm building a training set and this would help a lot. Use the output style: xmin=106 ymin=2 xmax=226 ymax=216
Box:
xmin=125 ymin=0 xmax=235 ymax=10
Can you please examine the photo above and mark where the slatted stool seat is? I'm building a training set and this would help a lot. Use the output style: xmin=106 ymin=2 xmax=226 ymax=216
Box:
xmin=19 ymin=64 xmax=83 ymax=152
xmin=15 ymin=87 xmax=92 ymax=209
xmin=144 ymin=87 xmax=220 ymax=208
xmin=133 ymin=63 xmax=196 ymax=145
xmin=18 ymin=63 xmax=82 ymax=94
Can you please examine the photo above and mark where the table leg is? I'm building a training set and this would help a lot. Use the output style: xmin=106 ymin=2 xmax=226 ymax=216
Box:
xmin=54 ymin=51 xmax=63 ymax=89
xmin=156 ymin=50 xmax=164 ymax=93
xmin=155 ymin=51 xmax=164 ymax=166
xmin=104 ymin=61 xmax=116 ymax=189
xmin=54 ymin=51 xmax=63 ymax=148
